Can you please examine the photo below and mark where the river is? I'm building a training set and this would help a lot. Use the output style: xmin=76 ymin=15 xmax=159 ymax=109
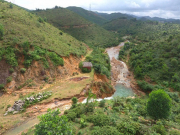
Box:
xmin=106 ymin=42 xmax=134 ymax=98
xmin=4 ymin=42 xmax=134 ymax=135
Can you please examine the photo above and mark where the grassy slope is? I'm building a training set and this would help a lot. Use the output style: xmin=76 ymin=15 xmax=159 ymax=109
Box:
xmin=67 ymin=6 xmax=107 ymax=25
xmin=33 ymin=7 xmax=120 ymax=48
xmin=0 ymin=1 xmax=87 ymax=56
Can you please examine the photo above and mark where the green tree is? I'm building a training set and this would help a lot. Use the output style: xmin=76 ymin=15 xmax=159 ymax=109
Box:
xmin=135 ymin=65 xmax=142 ymax=78
xmin=147 ymin=90 xmax=172 ymax=120
xmin=35 ymin=109 xmax=74 ymax=135
xmin=171 ymin=58 xmax=178 ymax=67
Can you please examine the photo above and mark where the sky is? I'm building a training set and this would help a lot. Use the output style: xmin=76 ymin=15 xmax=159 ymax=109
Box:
xmin=6 ymin=0 xmax=180 ymax=19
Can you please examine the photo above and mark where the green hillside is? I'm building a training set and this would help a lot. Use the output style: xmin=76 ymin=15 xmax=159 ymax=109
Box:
xmin=33 ymin=7 xmax=120 ymax=48
xmin=67 ymin=6 xmax=107 ymax=25
xmin=110 ymin=18 xmax=180 ymax=91
xmin=0 ymin=1 xmax=87 ymax=57
xmin=97 ymin=12 xmax=133 ymax=21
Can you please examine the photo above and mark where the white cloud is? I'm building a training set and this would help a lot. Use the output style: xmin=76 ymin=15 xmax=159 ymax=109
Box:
xmin=6 ymin=0 xmax=180 ymax=19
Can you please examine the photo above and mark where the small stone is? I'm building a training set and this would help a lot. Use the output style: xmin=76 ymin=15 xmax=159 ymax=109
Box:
xmin=13 ymin=111 xmax=19 ymax=115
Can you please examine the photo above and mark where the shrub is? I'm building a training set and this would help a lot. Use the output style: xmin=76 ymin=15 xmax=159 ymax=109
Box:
xmin=147 ymin=89 xmax=172 ymax=120
xmin=65 ymin=111 xmax=77 ymax=121
xmin=137 ymin=81 xmax=154 ymax=92
xmin=38 ymin=17 xmax=44 ymax=23
xmin=0 ymin=84 xmax=4 ymax=90
xmin=152 ymin=124 xmax=167 ymax=135
xmin=9 ymin=68 xmax=14 ymax=74
xmin=116 ymin=120 xmax=141 ymax=135
xmin=9 ymin=3 xmax=13 ymax=8
xmin=82 ymin=68 xmax=91 ymax=73
xmin=48 ymin=52 xmax=64 ymax=66
xmin=35 ymin=109 xmax=74 ymax=135
xmin=20 ymin=68 xmax=26 ymax=73
xmin=85 ymin=102 xmax=95 ymax=113
xmin=99 ymin=99 xmax=106 ymax=107
xmin=91 ymin=126 xmax=120 ymax=135
xmin=113 ymin=96 xmax=124 ymax=107
xmin=169 ymin=129 xmax=180 ymax=135
xmin=87 ymin=114 xmax=111 ymax=127
xmin=0 ymin=23 xmax=4 ymax=40
xmin=80 ymin=118 xmax=87 ymax=128
xmin=72 ymin=97 xmax=78 ymax=105
xmin=6 ymin=76 xmax=12 ymax=83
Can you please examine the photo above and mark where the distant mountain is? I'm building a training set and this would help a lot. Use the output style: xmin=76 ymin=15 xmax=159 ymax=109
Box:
xmin=96 ymin=12 xmax=134 ymax=21
xmin=67 ymin=6 xmax=107 ymax=25
xmin=137 ymin=16 xmax=180 ymax=23
xmin=33 ymin=7 xmax=120 ymax=48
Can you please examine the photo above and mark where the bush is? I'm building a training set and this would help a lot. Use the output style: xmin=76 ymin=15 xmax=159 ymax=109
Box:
xmin=113 ymin=96 xmax=124 ymax=107
xmin=9 ymin=68 xmax=14 ymax=74
xmin=0 ymin=23 xmax=4 ymax=40
xmin=80 ymin=118 xmax=87 ymax=128
xmin=82 ymin=67 xmax=91 ymax=73
xmin=48 ymin=52 xmax=64 ymax=66
xmin=87 ymin=114 xmax=111 ymax=127
xmin=99 ymin=99 xmax=106 ymax=107
xmin=169 ymin=129 xmax=180 ymax=135
xmin=85 ymin=102 xmax=95 ymax=113
xmin=91 ymin=126 xmax=120 ymax=135
xmin=20 ymin=68 xmax=26 ymax=73
xmin=9 ymin=3 xmax=13 ymax=8
xmin=152 ymin=124 xmax=167 ymax=135
xmin=6 ymin=76 xmax=12 ymax=83
xmin=72 ymin=97 xmax=78 ymax=105
xmin=35 ymin=109 xmax=74 ymax=135
xmin=38 ymin=17 xmax=44 ymax=23
xmin=116 ymin=120 xmax=141 ymax=135
xmin=65 ymin=111 xmax=77 ymax=121
xmin=0 ymin=84 xmax=4 ymax=90
xmin=147 ymin=89 xmax=172 ymax=120
xmin=79 ymin=61 xmax=83 ymax=69
xmin=137 ymin=81 xmax=154 ymax=92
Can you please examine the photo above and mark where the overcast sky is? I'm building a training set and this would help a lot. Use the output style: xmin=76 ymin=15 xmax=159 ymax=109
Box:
xmin=6 ymin=0 xmax=180 ymax=19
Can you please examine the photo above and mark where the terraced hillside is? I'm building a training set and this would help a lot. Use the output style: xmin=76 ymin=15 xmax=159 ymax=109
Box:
xmin=33 ymin=7 xmax=120 ymax=48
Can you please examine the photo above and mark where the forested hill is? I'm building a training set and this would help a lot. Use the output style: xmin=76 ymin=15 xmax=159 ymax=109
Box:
xmin=33 ymin=7 xmax=121 ymax=48
xmin=112 ymin=17 xmax=180 ymax=91
xmin=0 ymin=1 xmax=87 ymax=56
xmin=67 ymin=6 xmax=107 ymax=25
xmin=97 ymin=12 xmax=134 ymax=21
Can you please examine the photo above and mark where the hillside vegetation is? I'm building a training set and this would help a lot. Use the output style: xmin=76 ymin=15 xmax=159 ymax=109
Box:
xmin=97 ymin=12 xmax=133 ymax=21
xmin=112 ymin=18 xmax=180 ymax=91
xmin=0 ymin=1 xmax=87 ymax=56
xmin=33 ymin=7 xmax=121 ymax=48
xmin=67 ymin=6 xmax=107 ymax=25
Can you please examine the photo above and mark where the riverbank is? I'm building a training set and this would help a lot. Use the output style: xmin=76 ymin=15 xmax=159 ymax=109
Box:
xmin=106 ymin=42 xmax=144 ymax=96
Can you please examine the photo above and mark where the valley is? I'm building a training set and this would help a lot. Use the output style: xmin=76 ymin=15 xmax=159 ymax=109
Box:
xmin=0 ymin=0 xmax=180 ymax=135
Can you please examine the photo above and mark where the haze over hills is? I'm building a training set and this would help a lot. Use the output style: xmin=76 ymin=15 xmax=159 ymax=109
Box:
xmin=33 ymin=7 xmax=120 ymax=48
xmin=66 ymin=6 xmax=180 ymax=25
